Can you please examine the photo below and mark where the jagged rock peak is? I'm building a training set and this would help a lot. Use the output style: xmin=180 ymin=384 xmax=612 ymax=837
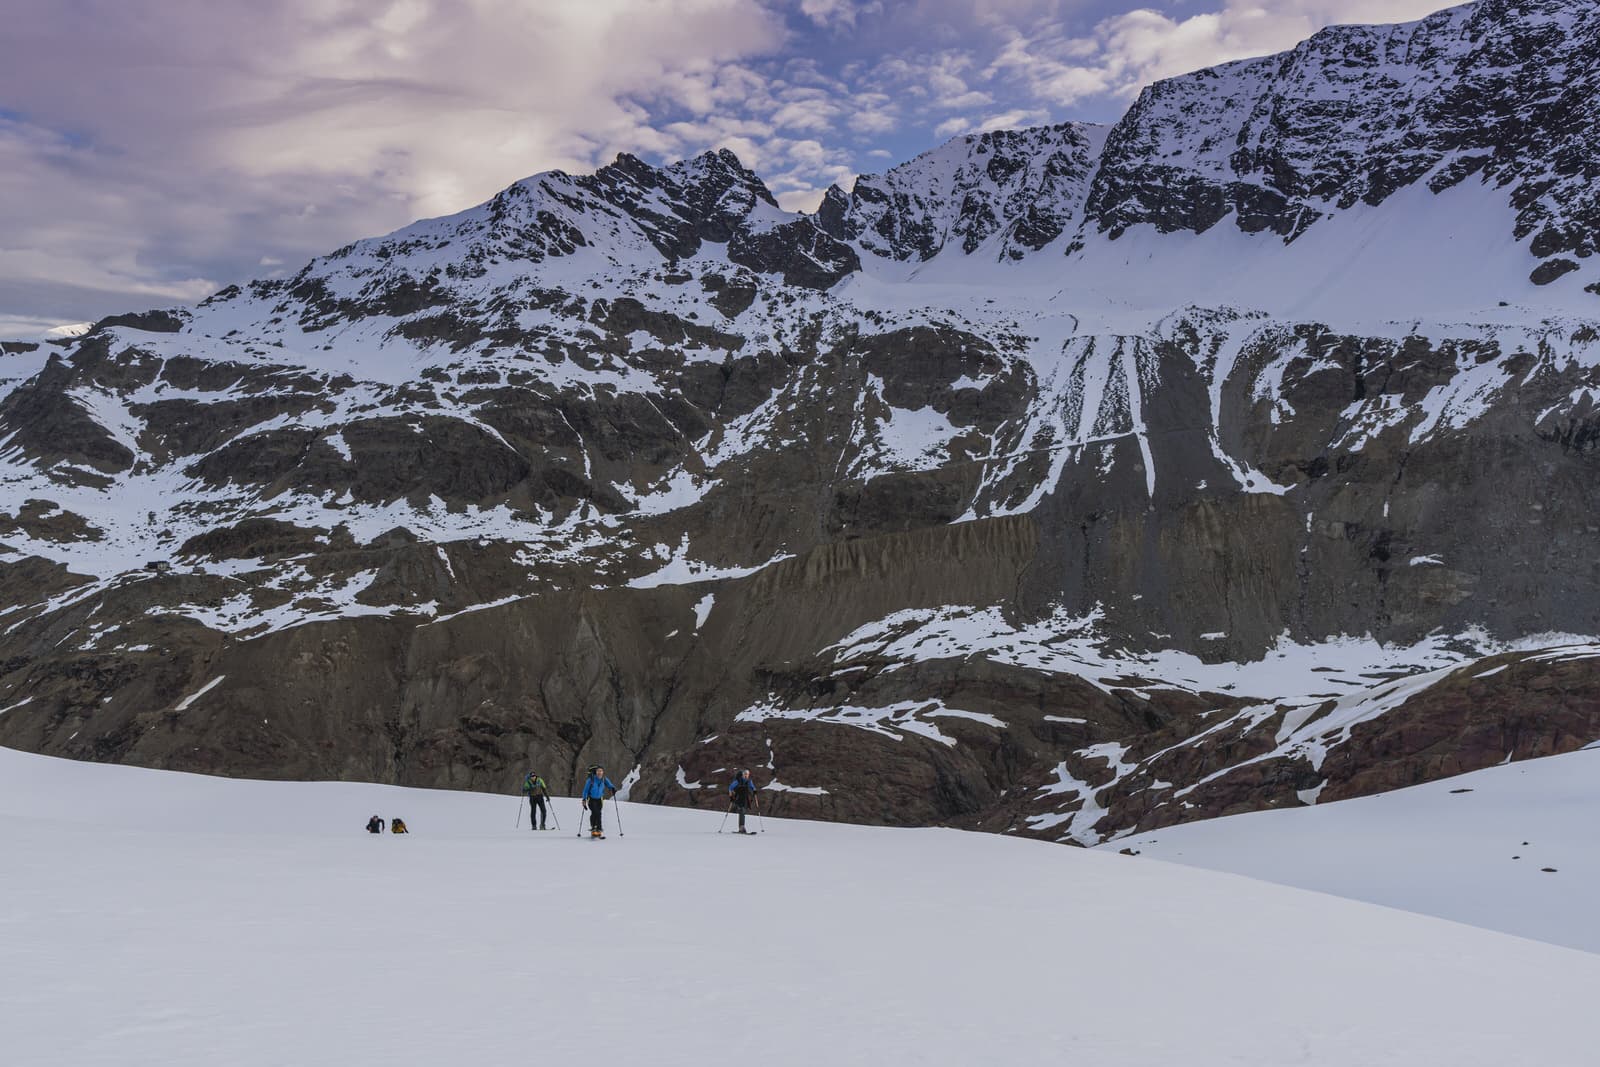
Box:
xmin=817 ymin=121 xmax=1107 ymax=263
xmin=585 ymin=146 xmax=781 ymax=256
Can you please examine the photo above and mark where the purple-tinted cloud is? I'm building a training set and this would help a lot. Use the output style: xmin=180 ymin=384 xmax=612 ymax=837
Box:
xmin=0 ymin=0 xmax=1460 ymax=332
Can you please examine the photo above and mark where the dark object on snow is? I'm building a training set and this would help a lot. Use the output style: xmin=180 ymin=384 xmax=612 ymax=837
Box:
xmin=366 ymin=815 xmax=384 ymax=834
xmin=391 ymin=818 xmax=408 ymax=834
xmin=144 ymin=560 xmax=172 ymax=574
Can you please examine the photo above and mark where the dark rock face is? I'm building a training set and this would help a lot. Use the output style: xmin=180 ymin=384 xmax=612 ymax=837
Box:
xmin=1060 ymin=649 xmax=1600 ymax=841
xmin=91 ymin=310 xmax=189 ymax=334
xmin=178 ymin=519 xmax=334 ymax=561
xmin=728 ymin=221 xmax=861 ymax=291
xmin=1532 ymin=259 xmax=1580 ymax=286
xmin=699 ymin=272 xmax=759 ymax=319
xmin=0 ymin=348 xmax=136 ymax=476
xmin=3 ymin=0 xmax=1599 ymax=848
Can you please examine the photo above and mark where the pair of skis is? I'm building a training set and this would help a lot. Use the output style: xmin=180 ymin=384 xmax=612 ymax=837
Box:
xmin=515 ymin=796 xmax=560 ymax=832
xmin=577 ymin=797 xmax=624 ymax=838
xmin=718 ymin=798 xmax=765 ymax=834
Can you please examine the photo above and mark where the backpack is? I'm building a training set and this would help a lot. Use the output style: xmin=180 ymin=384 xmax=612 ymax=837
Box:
xmin=391 ymin=818 xmax=408 ymax=834
xmin=522 ymin=773 xmax=543 ymax=795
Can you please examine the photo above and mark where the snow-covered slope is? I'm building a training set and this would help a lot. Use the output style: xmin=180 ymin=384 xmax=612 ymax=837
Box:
xmin=3 ymin=745 xmax=1597 ymax=1066
xmin=1108 ymin=745 xmax=1600 ymax=952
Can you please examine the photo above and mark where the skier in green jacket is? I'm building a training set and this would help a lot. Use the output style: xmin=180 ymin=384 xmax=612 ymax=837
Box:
xmin=521 ymin=771 xmax=550 ymax=830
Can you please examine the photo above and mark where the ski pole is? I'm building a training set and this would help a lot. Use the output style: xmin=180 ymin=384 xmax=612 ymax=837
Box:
xmin=516 ymin=795 xmax=523 ymax=829
xmin=548 ymin=797 xmax=560 ymax=832
xmin=755 ymin=793 xmax=767 ymax=834
xmin=577 ymin=797 xmax=585 ymax=837
xmin=612 ymin=794 xmax=625 ymax=837
xmin=717 ymin=803 xmax=731 ymax=833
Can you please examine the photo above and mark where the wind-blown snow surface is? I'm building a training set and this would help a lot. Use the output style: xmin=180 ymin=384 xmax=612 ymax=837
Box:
xmin=1107 ymin=747 xmax=1600 ymax=954
xmin=3 ymin=747 xmax=1597 ymax=1066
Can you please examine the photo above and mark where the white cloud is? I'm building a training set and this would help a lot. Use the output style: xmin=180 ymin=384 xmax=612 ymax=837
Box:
xmin=991 ymin=0 xmax=1459 ymax=106
xmin=776 ymin=187 xmax=829 ymax=212
xmin=0 ymin=0 xmax=786 ymax=321
xmin=975 ymin=109 xmax=1050 ymax=133
xmin=799 ymin=0 xmax=883 ymax=30
xmin=771 ymin=97 xmax=842 ymax=132
xmin=1108 ymin=0 xmax=1457 ymax=89
xmin=844 ymin=91 xmax=900 ymax=135
xmin=787 ymin=139 xmax=831 ymax=166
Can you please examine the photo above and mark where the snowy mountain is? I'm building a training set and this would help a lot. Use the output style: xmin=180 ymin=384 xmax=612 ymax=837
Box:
xmin=1083 ymin=0 xmax=1600 ymax=285
xmin=3 ymin=746 xmax=1596 ymax=1066
xmin=817 ymin=121 xmax=1107 ymax=262
xmin=3 ymin=0 xmax=1600 ymax=845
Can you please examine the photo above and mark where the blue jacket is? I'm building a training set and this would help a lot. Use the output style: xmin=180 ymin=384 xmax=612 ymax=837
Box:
xmin=582 ymin=776 xmax=618 ymax=800
xmin=729 ymin=777 xmax=756 ymax=801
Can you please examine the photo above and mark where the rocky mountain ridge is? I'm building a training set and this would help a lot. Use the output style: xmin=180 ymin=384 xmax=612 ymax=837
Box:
xmin=3 ymin=0 xmax=1599 ymax=843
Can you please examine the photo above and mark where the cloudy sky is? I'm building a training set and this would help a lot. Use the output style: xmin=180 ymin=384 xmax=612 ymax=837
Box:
xmin=0 ymin=0 xmax=1455 ymax=335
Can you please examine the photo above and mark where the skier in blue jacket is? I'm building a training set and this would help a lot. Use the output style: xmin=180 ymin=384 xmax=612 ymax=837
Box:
xmin=728 ymin=769 xmax=758 ymax=833
xmin=581 ymin=766 xmax=619 ymax=838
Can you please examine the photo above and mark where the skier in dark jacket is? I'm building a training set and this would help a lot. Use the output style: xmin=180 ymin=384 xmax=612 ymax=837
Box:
xmin=522 ymin=771 xmax=550 ymax=830
xmin=728 ymin=769 xmax=758 ymax=833
xmin=581 ymin=767 xmax=620 ymax=838
xmin=366 ymin=815 xmax=385 ymax=834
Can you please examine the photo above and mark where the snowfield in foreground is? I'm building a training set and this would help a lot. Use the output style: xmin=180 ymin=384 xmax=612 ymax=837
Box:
xmin=3 ymin=747 xmax=1596 ymax=1066
xmin=1109 ymin=746 xmax=1600 ymax=954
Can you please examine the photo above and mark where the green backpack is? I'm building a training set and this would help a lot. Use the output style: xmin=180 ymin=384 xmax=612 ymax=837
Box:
xmin=521 ymin=773 xmax=545 ymax=795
